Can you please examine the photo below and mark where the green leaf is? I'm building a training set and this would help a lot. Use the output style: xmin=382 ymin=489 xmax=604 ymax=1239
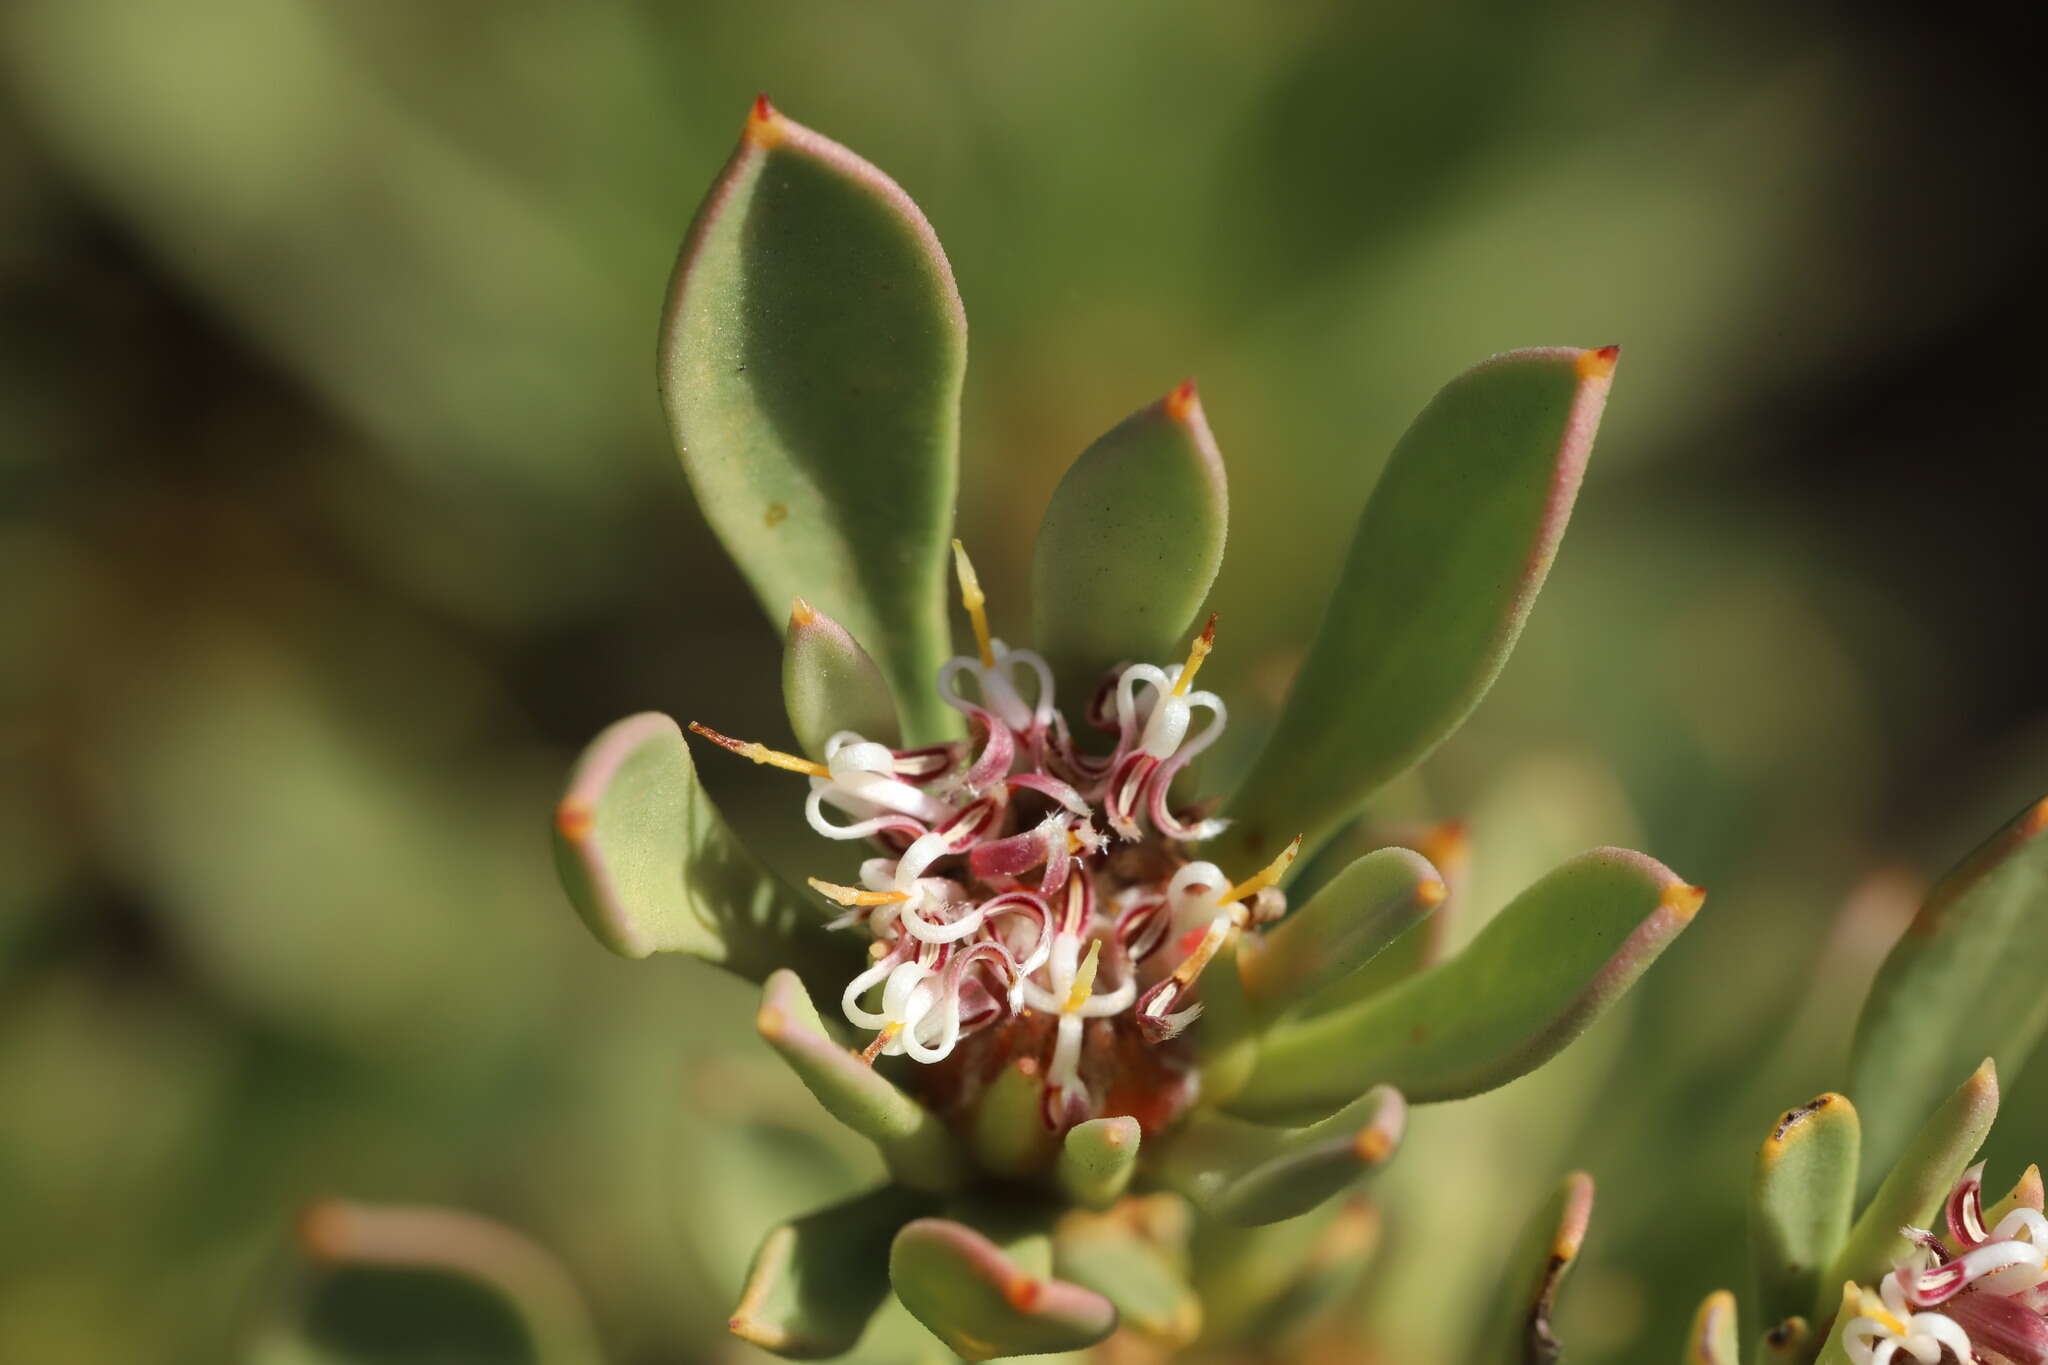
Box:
xmin=1681 ymin=1291 xmax=1739 ymax=1365
xmin=1821 ymin=1057 xmax=1997 ymax=1318
xmin=660 ymin=100 xmax=965 ymax=741
xmin=1029 ymin=381 xmax=1228 ymax=697
xmin=729 ymin=1185 xmax=934 ymax=1360
xmin=1056 ymin=1117 xmax=1141 ymax=1211
xmin=1750 ymin=1092 xmax=1859 ymax=1329
xmin=969 ymin=1058 xmax=1057 ymax=1180
xmin=1052 ymin=1213 xmax=1202 ymax=1348
xmin=783 ymin=597 xmax=902 ymax=758
xmin=1849 ymin=796 xmax=2048 ymax=1179
xmin=291 ymin=1200 xmax=603 ymax=1365
xmin=1231 ymin=848 xmax=1701 ymax=1118
xmin=1189 ymin=1200 xmax=1376 ymax=1349
xmin=755 ymin=970 xmax=965 ymax=1194
xmin=1239 ymin=845 xmax=1445 ymax=1016
xmin=1215 ymin=346 xmax=1619 ymax=869
xmin=553 ymin=713 xmax=854 ymax=991
xmin=1474 ymin=1171 xmax=1594 ymax=1365
xmin=888 ymin=1217 xmax=1117 ymax=1362
xmin=1152 ymin=1086 xmax=1404 ymax=1226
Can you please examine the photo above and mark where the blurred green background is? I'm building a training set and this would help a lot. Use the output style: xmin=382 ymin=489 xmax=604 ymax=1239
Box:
xmin=3 ymin=1 xmax=2043 ymax=1360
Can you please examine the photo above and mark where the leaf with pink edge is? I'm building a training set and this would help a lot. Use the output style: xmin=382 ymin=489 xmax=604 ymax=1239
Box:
xmin=1474 ymin=1171 xmax=1594 ymax=1365
xmin=888 ymin=1217 xmax=1117 ymax=1362
xmin=728 ymin=1184 xmax=935 ymax=1360
xmin=783 ymin=597 xmax=902 ymax=758
xmin=1152 ymin=1086 xmax=1404 ymax=1226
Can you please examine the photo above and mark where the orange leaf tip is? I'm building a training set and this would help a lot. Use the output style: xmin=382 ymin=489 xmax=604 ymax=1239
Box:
xmin=1417 ymin=878 xmax=1448 ymax=909
xmin=756 ymin=1005 xmax=785 ymax=1040
xmin=296 ymin=1199 xmax=357 ymax=1262
xmin=554 ymin=799 xmax=592 ymax=843
xmin=1662 ymin=882 xmax=1707 ymax=920
xmin=1164 ymin=377 xmax=1200 ymax=423
xmin=1004 ymin=1274 xmax=1043 ymax=1312
xmin=2024 ymin=796 xmax=2048 ymax=837
xmin=789 ymin=596 xmax=818 ymax=629
xmin=1353 ymin=1126 xmax=1395 ymax=1164
xmin=745 ymin=94 xmax=784 ymax=148
xmin=1577 ymin=344 xmax=1621 ymax=381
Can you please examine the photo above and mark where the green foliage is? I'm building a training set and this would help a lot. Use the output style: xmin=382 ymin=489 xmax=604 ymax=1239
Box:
xmin=888 ymin=1217 xmax=1117 ymax=1361
xmin=1474 ymin=1171 xmax=1594 ymax=1365
xmin=1749 ymin=1093 xmax=1859 ymax=1329
xmin=729 ymin=1185 xmax=934 ymax=1359
xmin=784 ymin=599 xmax=903 ymax=758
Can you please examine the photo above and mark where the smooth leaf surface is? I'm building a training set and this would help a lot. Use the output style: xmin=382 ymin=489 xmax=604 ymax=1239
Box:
xmin=1239 ymin=845 xmax=1444 ymax=1015
xmin=1217 ymin=347 xmax=1618 ymax=869
xmin=1750 ymin=1092 xmax=1859 ymax=1328
xmin=1056 ymin=1117 xmax=1141 ymax=1211
xmin=1474 ymin=1171 xmax=1594 ymax=1365
xmin=970 ymin=1058 xmax=1056 ymax=1179
xmin=553 ymin=713 xmax=854 ymax=991
xmin=660 ymin=100 xmax=965 ymax=740
xmin=292 ymin=1200 xmax=602 ymax=1365
xmin=1850 ymin=797 xmax=2048 ymax=1179
xmin=889 ymin=1217 xmax=1117 ymax=1362
xmin=1153 ymin=1085 xmax=1404 ymax=1226
xmin=1683 ymin=1291 xmax=1739 ymax=1365
xmin=1052 ymin=1213 xmax=1201 ymax=1348
xmin=1030 ymin=381 xmax=1227 ymax=697
xmin=729 ymin=1184 xmax=934 ymax=1359
xmin=783 ymin=597 xmax=901 ymax=757
xmin=1231 ymin=848 xmax=1700 ymax=1118
xmin=755 ymin=970 xmax=965 ymax=1193
xmin=1822 ymin=1058 xmax=1998 ymax=1317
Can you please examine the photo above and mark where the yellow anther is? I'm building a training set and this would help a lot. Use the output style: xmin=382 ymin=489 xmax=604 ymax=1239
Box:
xmin=1168 ymin=918 xmax=1232 ymax=988
xmin=860 ymin=1021 xmax=903 ymax=1065
xmin=1064 ymin=939 xmax=1102 ymax=1014
xmin=1222 ymin=834 xmax=1303 ymax=906
xmin=951 ymin=538 xmax=995 ymax=668
xmin=807 ymin=877 xmax=912 ymax=908
xmin=687 ymin=722 xmax=830 ymax=778
xmin=1171 ymin=614 xmax=1218 ymax=696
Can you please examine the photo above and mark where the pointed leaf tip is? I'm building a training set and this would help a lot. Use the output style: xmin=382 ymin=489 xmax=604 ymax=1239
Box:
xmin=1577 ymin=344 xmax=1621 ymax=380
xmin=1685 ymin=1290 xmax=1740 ymax=1365
xmin=1476 ymin=1172 xmax=1594 ymax=1365
xmin=663 ymin=103 xmax=964 ymax=741
xmin=1165 ymin=377 xmax=1200 ymax=423
xmin=1217 ymin=347 xmax=1617 ymax=867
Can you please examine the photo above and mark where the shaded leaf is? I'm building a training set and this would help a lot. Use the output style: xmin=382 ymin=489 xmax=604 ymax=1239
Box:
xmin=1053 ymin=1211 xmax=1201 ymax=1348
xmin=1232 ymin=848 xmax=1701 ymax=1117
xmin=291 ymin=1200 xmax=602 ymax=1365
xmin=729 ymin=1184 xmax=934 ymax=1359
xmin=1822 ymin=1058 xmax=1998 ymax=1316
xmin=1239 ymin=845 xmax=1444 ymax=1016
xmin=755 ymin=970 xmax=965 ymax=1193
xmin=1153 ymin=1086 xmax=1404 ymax=1226
xmin=1849 ymin=797 xmax=2048 ymax=1179
xmin=660 ymin=100 xmax=965 ymax=740
xmin=970 ymin=1058 xmax=1057 ymax=1180
xmin=1056 ymin=1117 xmax=1141 ymax=1212
xmin=783 ymin=597 xmax=902 ymax=758
xmin=1218 ymin=346 xmax=1619 ymax=868
xmin=888 ymin=1217 xmax=1117 ymax=1362
xmin=1030 ymin=381 xmax=1227 ymax=698
xmin=553 ymin=713 xmax=854 ymax=992
xmin=1750 ymin=1092 xmax=1859 ymax=1328
xmin=1475 ymin=1171 xmax=1594 ymax=1365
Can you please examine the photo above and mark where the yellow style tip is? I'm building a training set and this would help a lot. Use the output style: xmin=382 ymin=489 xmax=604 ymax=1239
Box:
xmin=1172 ymin=613 xmax=1218 ymax=695
xmin=1064 ymin=939 xmax=1103 ymax=1013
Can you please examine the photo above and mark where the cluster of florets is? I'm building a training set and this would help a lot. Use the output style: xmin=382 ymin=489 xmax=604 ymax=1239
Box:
xmin=692 ymin=543 xmax=1295 ymax=1133
xmin=1844 ymin=1163 xmax=2048 ymax=1365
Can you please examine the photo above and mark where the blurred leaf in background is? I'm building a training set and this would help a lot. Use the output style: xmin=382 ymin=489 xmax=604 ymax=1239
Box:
xmin=1 ymin=1 xmax=2043 ymax=1361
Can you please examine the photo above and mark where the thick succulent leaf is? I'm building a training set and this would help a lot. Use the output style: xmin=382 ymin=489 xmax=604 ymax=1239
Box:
xmin=1750 ymin=1092 xmax=1859 ymax=1328
xmin=970 ymin=1058 xmax=1057 ymax=1179
xmin=1682 ymin=1291 xmax=1739 ymax=1365
xmin=1056 ymin=1117 xmax=1141 ymax=1211
xmin=783 ymin=598 xmax=902 ymax=758
xmin=755 ymin=969 xmax=965 ymax=1193
xmin=1821 ymin=1058 xmax=1998 ymax=1315
xmin=1153 ymin=1085 xmax=1404 ymax=1226
xmin=1474 ymin=1171 xmax=1594 ymax=1365
xmin=1216 ymin=347 xmax=1618 ymax=869
xmin=1189 ymin=1200 xmax=1374 ymax=1348
xmin=553 ymin=713 xmax=854 ymax=992
xmin=1030 ymin=381 xmax=1228 ymax=697
xmin=1239 ymin=845 xmax=1444 ymax=1016
xmin=729 ymin=1184 xmax=934 ymax=1359
xmin=1053 ymin=1212 xmax=1202 ymax=1348
xmin=1299 ymin=820 xmax=1470 ymax=1013
xmin=1984 ymin=1163 xmax=2045 ymax=1233
xmin=1231 ymin=848 xmax=1701 ymax=1118
xmin=291 ymin=1200 xmax=603 ymax=1365
xmin=1849 ymin=796 xmax=2048 ymax=1179
xmin=889 ymin=1217 xmax=1117 ymax=1362
xmin=660 ymin=99 xmax=965 ymax=741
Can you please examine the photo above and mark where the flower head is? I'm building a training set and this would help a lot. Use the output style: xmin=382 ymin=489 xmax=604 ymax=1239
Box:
xmin=694 ymin=544 xmax=1288 ymax=1135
